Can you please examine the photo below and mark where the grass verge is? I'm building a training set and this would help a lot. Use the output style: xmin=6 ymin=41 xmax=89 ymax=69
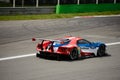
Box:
xmin=0 ymin=11 xmax=120 ymax=21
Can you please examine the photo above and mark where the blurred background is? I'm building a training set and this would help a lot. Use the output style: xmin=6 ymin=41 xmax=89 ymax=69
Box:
xmin=0 ymin=0 xmax=120 ymax=7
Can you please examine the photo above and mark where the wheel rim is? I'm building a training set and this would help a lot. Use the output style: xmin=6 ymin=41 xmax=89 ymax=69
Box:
xmin=70 ymin=48 xmax=78 ymax=60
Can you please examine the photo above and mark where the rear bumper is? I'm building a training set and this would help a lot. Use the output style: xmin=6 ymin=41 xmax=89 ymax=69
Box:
xmin=36 ymin=51 xmax=71 ymax=60
xmin=39 ymin=51 xmax=69 ymax=57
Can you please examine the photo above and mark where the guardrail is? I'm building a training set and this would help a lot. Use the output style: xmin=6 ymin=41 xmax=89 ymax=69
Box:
xmin=0 ymin=3 xmax=120 ymax=15
xmin=0 ymin=6 xmax=55 ymax=15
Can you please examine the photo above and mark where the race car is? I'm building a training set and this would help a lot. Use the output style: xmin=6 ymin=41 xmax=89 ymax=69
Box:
xmin=32 ymin=36 xmax=107 ymax=60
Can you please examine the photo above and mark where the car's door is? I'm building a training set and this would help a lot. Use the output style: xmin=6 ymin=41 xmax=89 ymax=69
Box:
xmin=77 ymin=39 xmax=91 ymax=48
xmin=77 ymin=39 xmax=97 ymax=53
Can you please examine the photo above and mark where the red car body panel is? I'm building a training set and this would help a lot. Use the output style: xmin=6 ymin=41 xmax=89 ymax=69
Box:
xmin=35 ymin=36 xmax=82 ymax=56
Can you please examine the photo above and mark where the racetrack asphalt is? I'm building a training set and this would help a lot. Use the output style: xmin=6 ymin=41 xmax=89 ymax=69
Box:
xmin=0 ymin=16 xmax=120 ymax=80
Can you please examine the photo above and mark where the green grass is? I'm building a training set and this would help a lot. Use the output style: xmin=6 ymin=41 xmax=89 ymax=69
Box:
xmin=0 ymin=11 xmax=120 ymax=21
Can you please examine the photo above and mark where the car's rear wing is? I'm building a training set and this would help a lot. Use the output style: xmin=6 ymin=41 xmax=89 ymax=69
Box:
xmin=32 ymin=38 xmax=60 ymax=42
xmin=32 ymin=38 xmax=61 ymax=51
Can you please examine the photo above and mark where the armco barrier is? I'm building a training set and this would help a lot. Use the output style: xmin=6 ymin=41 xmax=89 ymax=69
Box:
xmin=56 ymin=4 xmax=120 ymax=14
xmin=0 ymin=6 xmax=55 ymax=15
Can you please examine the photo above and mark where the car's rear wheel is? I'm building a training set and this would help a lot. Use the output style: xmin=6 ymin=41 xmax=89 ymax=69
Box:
xmin=97 ymin=44 xmax=106 ymax=57
xmin=69 ymin=48 xmax=79 ymax=60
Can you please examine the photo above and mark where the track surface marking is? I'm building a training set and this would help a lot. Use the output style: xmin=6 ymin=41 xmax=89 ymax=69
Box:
xmin=0 ymin=42 xmax=120 ymax=61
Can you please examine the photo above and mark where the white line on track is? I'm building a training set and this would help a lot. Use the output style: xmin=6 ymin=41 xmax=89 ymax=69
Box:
xmin=0 ymin=54 xmax=35 ymax=61
xmin=74 ymin=14 xmax=120 ymax=18
xmin=0 ymin=42 xmax=120 ymax=61
xmin=106 ymin=42 xmax=120 ymax=46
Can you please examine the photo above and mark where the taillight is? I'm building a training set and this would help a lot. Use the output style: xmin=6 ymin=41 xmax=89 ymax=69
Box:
xmin=59 ymin=47 xmax=68 ymax=52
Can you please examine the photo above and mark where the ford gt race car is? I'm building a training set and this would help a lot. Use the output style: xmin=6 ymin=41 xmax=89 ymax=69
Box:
xmin=32 ymin=36 xmax=107 ymax=60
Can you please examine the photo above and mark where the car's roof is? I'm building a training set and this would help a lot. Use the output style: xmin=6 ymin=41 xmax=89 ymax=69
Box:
xmin=61 ymin=36 xmax=83 ymax=45
xmin=64 ymin=36 xmax=83 ymax=40
xmin=55 ymin=36 xmax=82 ymax=42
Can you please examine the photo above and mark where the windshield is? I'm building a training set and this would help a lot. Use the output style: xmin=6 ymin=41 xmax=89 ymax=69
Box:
xmin=53 ymin=39 xmax=70 ymax=45
xmin=77 ymin=39 xmax=91 ymax=44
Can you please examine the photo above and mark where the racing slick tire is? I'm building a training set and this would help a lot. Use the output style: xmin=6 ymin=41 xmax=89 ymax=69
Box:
xmin=69 ymin=48 xmax=79 ymax=60
xmin=97 ymin=44 xmax=106 ymax=57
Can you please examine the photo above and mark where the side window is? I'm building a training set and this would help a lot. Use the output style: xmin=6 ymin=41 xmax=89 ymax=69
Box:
xmin=77 ymin=39 xmax=91 ymax=44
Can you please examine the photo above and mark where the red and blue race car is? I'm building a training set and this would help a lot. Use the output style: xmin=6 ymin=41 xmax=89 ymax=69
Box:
xmin=32 ymin=36 xmax=107 ymax=60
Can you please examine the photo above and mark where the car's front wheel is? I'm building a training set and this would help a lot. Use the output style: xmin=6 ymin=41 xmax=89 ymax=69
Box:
xmin=97 ymin=44 xmax=106 ymax=57
xmin=69 ymin=48 xmax=79 ymax=60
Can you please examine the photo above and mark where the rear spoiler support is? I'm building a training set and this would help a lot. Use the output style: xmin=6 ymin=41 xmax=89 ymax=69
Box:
xmin=32 ymin=38 xmax=57 ymax=52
